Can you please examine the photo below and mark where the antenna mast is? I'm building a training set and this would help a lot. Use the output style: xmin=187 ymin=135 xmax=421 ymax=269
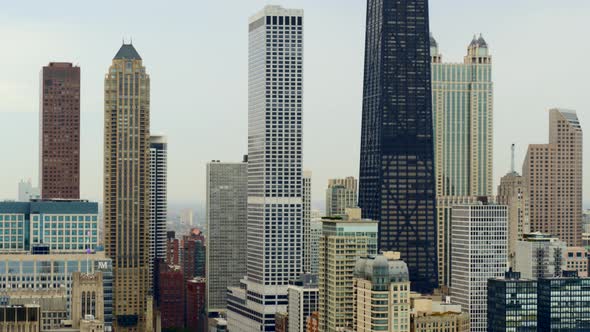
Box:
xmin=511 ymin=143 xmax=515 ymax=174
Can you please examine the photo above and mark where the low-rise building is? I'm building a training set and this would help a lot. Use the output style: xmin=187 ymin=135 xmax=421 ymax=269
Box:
xmin=410 ymin=296 xmax=469 ymax=332
xmin=487 ymin=270 xmax=537 ymax=331
xmin=0 ymin=304 xmax=40 ymax=332
xmin=565 ymin=247 xmax=589 ymax=277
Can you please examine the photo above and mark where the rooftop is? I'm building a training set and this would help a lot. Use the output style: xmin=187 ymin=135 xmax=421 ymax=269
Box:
xmin=113 ymin=43 xmax=142 ymax=60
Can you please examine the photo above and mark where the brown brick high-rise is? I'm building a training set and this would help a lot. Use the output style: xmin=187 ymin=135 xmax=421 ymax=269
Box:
xmin=523 ymin=109 xmax=583 ymax=246
xmin=40 ymin=62 xmax=80 ymax=199
xmin=104 ymin=43 xmax=150 ymax=331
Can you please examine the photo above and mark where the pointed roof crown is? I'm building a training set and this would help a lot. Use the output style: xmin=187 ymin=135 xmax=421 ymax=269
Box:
xmin=114 ymin=43 xmax=142 ymax=60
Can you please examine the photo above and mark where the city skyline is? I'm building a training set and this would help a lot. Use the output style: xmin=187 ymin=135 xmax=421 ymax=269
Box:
xmin=0 ymin=0 xmax=589 ymax=208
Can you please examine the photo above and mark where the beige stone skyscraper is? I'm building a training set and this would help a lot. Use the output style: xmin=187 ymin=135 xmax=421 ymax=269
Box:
xmin=104 ymin=43 xmax=150 ymax=331
xmin=431 ymin=34 xmax=494 ymax=288
xmin=325 ymin=177 xmax=357 ymax=217
xmin=523 ymin=109 xmax=583 ymax=246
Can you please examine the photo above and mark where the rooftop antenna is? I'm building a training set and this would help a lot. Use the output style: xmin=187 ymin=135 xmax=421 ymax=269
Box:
xmin=511 ymin=143 xmax=515 ymax=174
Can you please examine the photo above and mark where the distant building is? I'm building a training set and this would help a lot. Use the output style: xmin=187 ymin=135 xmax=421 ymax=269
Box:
xmin=149 ymin=135 xmax=168 ymax=292
xmin=0 ymin=305 xmax=41 ymax=331
xmin=182 ymin=230 xmax=206 ymax=279
xmin=288 ymin=274 xmax=318 ymax=332
xmin=275 ymin=312 xmax=288 ymax=332
xmin=523 ymin=109 xmax=583 ymax=246
xmin=319 ymin=208 xmax=377 ymax=332
xmin=353 ymin=252 xmax=411 ymax=332
xmin=514 ymin=233 xmax=566 ymax=279
xmin=497 ymin=162 xmax=529 ymax=268
xmin=181 ymin=209 xmax=194 ymax=226
xmin=431 ymin=34 xmax=494 ymax=287
xmin=206 ymin=159 xmax=247 ymax=313
xmin=166 ymin=231 xmax=180 ymax=266
xmin=0 ymin=200 xmax=99 ymax=253
xmin=410 ymin=296 xmax=470 ymax=332
xmin=450 ymin=201 xmax=507 ymax=332
xmin=565 ymin=247 xmax=589 ymax=277
xmin=487 ymin=270 xmax=537 ymax=331
xmin=186 ymin=277 xmax=207 ymax=332
xmin=40 ymin=62 xmax=80 ymax=200
xmin=17 ymin=179 xmax=40 ymax=202
xmin=325 ymin=177 xmax=357 ymax=217
xmin=158 ymin=264 xmax=184 ymax=329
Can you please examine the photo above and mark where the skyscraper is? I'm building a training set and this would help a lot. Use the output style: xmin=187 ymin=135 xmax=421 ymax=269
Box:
xmin=227 ymin=6 xmax=304 ymax=331
xmin=359 ymin=0 xmax=438 ymax=293
xmin=17 ymin=179 xmax=39 ymax=202
xmin=325 ymin=177 xmax=357 ymax=217
xmin=149 ymin=135 xmax=167 ymax=291
xmin=40 ymin=62 xmax=80 ymax=200
xmin=206 ymin=159 xmax=248 ymax=313
xmin=318 ymin=208 xmax=378 ymax=332
xmin=303 ymin=170 xmax=312 ymax=273
xmin=104 ymin=43 xmax=150 ymax=331
xmin=431 ymin=34 xmax=493 ymax=287
xmin=450 ymin=201 xmax=507 ymax=332
xmin=523 ymin=109 xmax=583 ymax=246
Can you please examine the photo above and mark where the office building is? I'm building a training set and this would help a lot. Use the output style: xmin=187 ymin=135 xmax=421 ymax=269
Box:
xmin=308 ymin=218 xmax=322 ymax=275
xmin=180 ymin=209 xmax=194 ymax=226
xmin=227 ymin=6 xmax=304 ymax=332
xmin=565 ymin=247 xmax=589 ymax=277
xmin=71 ymin=272 xmax=104 ymax=329
xmin=288 ymin=274 xmax=319 ymax=332
xmin=497 ymin=149 xmax=529 ymax=268
xmin=149 ymin=135 xmax=167 ymax=291
xmin=186 ymin=277 xmax=207 ymax=332
xmin=359 ymin=0 xmax=438 ymax=293
xmin=303 ymin=171 xmax=312 ymax=273
xmin=0 ymin=305 xmax=40 ymax=332
xmin=40 ymin=62 xmax=80 ymax=200
xmin=0 ymin=200 xmax=99 ymax=253
xmin=17 ymin=179 xmax=39 ymax=202
xmin=450 ymin=201 xmax=507 ymax=331
xmin=325 ymin=177 xmax=357 ymax=217
xmin=103 ymin=42 xmax=150 ymax=331
xmin=538 ymin=270 xmax=590 ymax=331
xmin=0 ymin=252 xmax=113 ymax=329
xmin=353 ymin=252 xmax=411 ymax=332
xmin=318 ymin=208 xmax=377 ymax=332
xmin=158 ymin=264 xmax=184 ymax=330
xmin=514 ymin=233 xmax=566 ymax=279
xmin=206 ymin=159 xmax=247 ymax=313
xmin=182 ymin=229 xmax=206 ymax=279
xmin=6 ymin=289 xmax=68 ymax=330
xmin=166 ymin=231 xmax=180 ymax=266
xmin=523 ymin=109 xmax=583 ymax=246
xmin=431 ymin=34 xmax=494 ymax=287
xmin=487 ymin=270 xmax=537 ymax=332
xmin=410 ymin=297 xmax=470 ymax=332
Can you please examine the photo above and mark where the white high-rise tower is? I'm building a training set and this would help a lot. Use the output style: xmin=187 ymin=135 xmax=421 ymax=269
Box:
xmin=149 ymin=135 xmax=167 ymax=291
xmin=227 ymin=5 xmax=304 ymax=332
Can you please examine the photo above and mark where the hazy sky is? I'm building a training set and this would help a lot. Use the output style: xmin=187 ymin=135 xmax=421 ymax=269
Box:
xmin=0 ymin=0 xmax=589 ymax=209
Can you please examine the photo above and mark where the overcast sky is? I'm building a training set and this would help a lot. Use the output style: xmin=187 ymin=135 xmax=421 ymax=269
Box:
xmin=0 ymin=0 xmax=588 ymax=209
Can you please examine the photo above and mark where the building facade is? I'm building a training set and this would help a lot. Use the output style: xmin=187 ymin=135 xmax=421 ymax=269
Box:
xmin=0 ymin=305 xmax=40 ymax=332
xmin=538 ymin=271 xmax=590 ymax=331
xmin=288 ymin=274 xmax=319 ymax=332
xmin=353 ymin=252 xmax=411 ymax=332
xmin=40 ymin=62 xmax=80 ymax=200
xmin=565 ymin=247 xmax=589 ymax=277
xmin=182 ymin=230 xmax=206 ymax=280
xmin=103 ymin=43 xmax=150 ymax=331
xmin=410 ymin=298 xmax=470 ymax=332
xmin=71 ymin=272 xmax=104 ymax=329
xmin=431 ymin=34 xmax=494 ymax=287
xmin=450 ymin=202 xmax=507 ymax=331
xmin=206 ymin=160 xmax=248 ymax=313
xmin=227 ymin=6 xmax=304 ymax=332
xmin=487 ymin=270 xmax=537 ymax=332
xmin=303 ymin=171 xmax=312 ymax=273
xmin=325 ymin=177 xmax=357 ymax=217
xmin=149 ymin=135 xmax=167 ymax=291
xmin=166 ymin=231 xmax=180 ymax=266
xmin=0 ymin=200 xmax=99 ymax=253
xmin=186 ymin=277 xmax=207 ymax=332
xmin=497 ymin=165 xmax=529 ymax=268
xmin=319 ymin=208 xmax=377 ymax=332
xmin=359 ymin=0 xmax=438 ymax=293
xmin=308 ymin=218 xmax=322 ymax=275
xmin=523 ymin=109 xmax=583 ymax=246
xmin=514 ymin=233 xmax=566 ymax=279
xmin=158 ymin=265 xmax=184 ymax=330
xmin=18 ymin=179 xmax=39 ymax=202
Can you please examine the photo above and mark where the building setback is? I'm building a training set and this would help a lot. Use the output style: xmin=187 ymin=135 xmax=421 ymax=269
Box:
xmin=227 ymin=6 xmax=304 ymax=332
xmin=431 ymin=34 xmax=494 ymax=287
xmin=103 ymin=43 xmax=150 ymax=331
xmin=40 ymin=62 xmax=80 ymax=200
xmin=359 ymin=0 xmax=438 ymax=293
xmin=523 ymin=109 xmax=583 ymax=246
xmin=206 ymin=160 xmax=247 ymax=313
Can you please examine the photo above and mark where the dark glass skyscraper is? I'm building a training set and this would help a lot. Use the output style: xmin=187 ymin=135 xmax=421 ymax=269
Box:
xmin=359 ymin=0 xmax=438 ymax=293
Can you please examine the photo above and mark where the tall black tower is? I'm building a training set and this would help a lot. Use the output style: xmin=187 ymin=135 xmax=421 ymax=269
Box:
xmin=359 ymin=0 xmax=438 ymax=293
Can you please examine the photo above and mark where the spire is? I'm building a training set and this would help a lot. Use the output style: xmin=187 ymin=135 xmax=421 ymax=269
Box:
xmin=113 ymin=43 xmax=142 ymax=60
xmin=477 ymin=33 xmax=488 ymax=48
xmin=511 ymin=143 xmax=515 ymax=174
